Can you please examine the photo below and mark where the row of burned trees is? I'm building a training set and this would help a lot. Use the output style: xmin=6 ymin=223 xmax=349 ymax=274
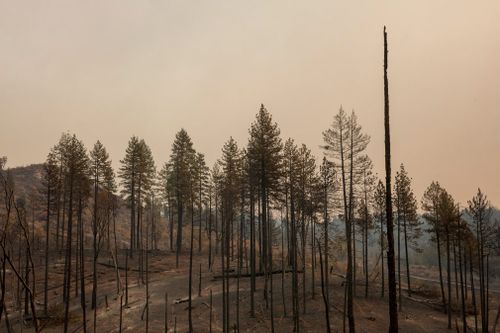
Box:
xmin=0 ymin=101 xmax=498 ymax=333
xmin=422 ymin=183 xmax=498 ymax=333
xmin=159 ymin=105 xmax=499 ymax=333
xmin=0 ymin=133 xmax=160 ymax=333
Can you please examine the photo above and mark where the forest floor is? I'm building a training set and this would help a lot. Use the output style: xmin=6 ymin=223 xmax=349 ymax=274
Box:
xmin=3 ymin=249 xmax=499 ymax=332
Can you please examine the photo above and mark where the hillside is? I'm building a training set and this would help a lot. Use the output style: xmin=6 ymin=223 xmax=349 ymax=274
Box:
xmin=3 ymin=163 xmax=136 ymax=249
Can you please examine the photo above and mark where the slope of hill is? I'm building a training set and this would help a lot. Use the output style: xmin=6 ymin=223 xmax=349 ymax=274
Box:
xmin=3 ymin=163 xmax=135 ymax=248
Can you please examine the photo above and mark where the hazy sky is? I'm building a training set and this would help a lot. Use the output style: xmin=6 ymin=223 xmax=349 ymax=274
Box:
xmin=1 ymin=1 xmax=499 ymax=207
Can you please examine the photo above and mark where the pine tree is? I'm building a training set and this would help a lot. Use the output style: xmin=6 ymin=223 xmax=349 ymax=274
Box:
xmin=166 ymin=129 xmax=196 ymax=268
xmin=283 ymin=138 xmax=300 ymax=331
xmin=319 ymin=157 xmax=336 ymax=312
xmin=119 ymin=136 xmax=141 ymax=255
xmin=296 ymin=143 xmax=316 ymax=314
xmin=421 ymin=181 xmax=446 ymax=310
xmin=219 ymin=137 xmax=242 ymax=333
xmin=60 ymin=134 xmax=89 ymax=333
xmin=323 ymin=106 xmax=370 ymax=332
xmin=247 ymin=104 xmax=282 ymax=329
xmin=467 ymin=188 xmax=494 ymax=333
xmin=356 ymin=158 xmax=374 ymax=298
xmin=89 ymin=140 xmax=115 ymax=332
xmin=194 ymin=153 xmax=209 ymax=253
xmin=437 ymin=189 xmax=459 ymax=329
xmin=43 ymin=149 xmax=59 ymax=315
xmin=159 ymin=163 xmax=175 ymax=251
xmin=394 ymin=164 xmax=420 ymax=302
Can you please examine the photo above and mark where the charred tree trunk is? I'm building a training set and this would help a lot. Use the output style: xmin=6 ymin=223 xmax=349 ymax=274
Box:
xmin=268 ymin=198 xmax=275 ymax=333
xmin=281 ymin=208 xmax=287 ymax=317
xmin=317 ymin=238 xmax=332 ymax=333
xmin=291 ymin=190 xmax=299 ymax=332
xmin=145 ymin=224 xmax=149 ymax=333
xmin=446 ymin=226 xmax=452 ymax=329
xmin=380 ymin=215 xmax=385 ymax=298
xmin=403 ymin=214 xmax=411 ymax=297
xmin=175 ymin=193 xmax=183 ymax=269
xmin=470 ymin=247 xmax=478 ymax=333
xmin=208 ymin=192 xmax=213 ymax=270
xmin=63 ymin=178 xmax=74 ymax=333
xmin=436 ymin=231 xmax=446 ymax=312
xmin=44 ymin=183 xmax=51 ymax=315
xmin=188 ymin=198 xmax=194 ymax=332
xmin=125 ymin=249 xmax=129 ymax=306
xmin=384 ymin=26 xmax=399 ymax=333
xmin=250 ymin=188 xmax=256 ymax=318
xmin=457 ymin=221 xmax=466 ymax=333
xmin=397 ymin=206 xmax=401 ymax=311
xmin=78 ymin=197 xmax=87 ymax=333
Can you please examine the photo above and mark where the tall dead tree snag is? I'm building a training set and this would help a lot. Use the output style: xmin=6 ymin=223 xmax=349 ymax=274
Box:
xmin=384 ymin=26 xmax=399 ymax=333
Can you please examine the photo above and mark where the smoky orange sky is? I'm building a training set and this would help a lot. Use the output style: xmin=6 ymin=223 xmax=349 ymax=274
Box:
xmin=1 ymin=1 xmax=499 ymax=207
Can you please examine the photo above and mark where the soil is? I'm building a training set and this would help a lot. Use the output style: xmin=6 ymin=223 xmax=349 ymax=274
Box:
xmin=5 ymin=249 xmax=492 ymax=333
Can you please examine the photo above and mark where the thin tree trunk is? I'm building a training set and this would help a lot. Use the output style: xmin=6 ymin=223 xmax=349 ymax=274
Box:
xmin=199 ymin=181 xmax=202 ymax=253
xmin=470 ymin=247 xmax=478 ymax=333
xmin=486 ymin=254 xmax=490 ymax=332
xmin=454 ymin=241 xmax=459 ymax=301
xmin=237 ymin=190 xmax=244 ymax=331
xmin=291 ymin=189 xmax=299 ymax=332
xmin=44 ymin=185 xmax=50 ymax=315
xmin=353 ymin=219 xmax=357 ymax=298
xmin=130 ymin=169 xmax=135 ymax=256
xmin=221 ymin=201 xmax=227 ymax=333
xmin=209 ymin=289 xmax=213 ymax=333
xmin=119 ymin=294 xmax=123 ymax=333
xmin=324 ymin=186 xmax=330 ymax=306
xmin=281 ymin=208 xmax=287 ymax=317
xmin=381 ymin=215 xmax=385 ymax=298
xmin=268 ymin=199 xmax=275 ymax=333
xmin=175 ymin=194 xmax=183 ymax=268
xmin=446 ymin=227 xmax=452 ymax=329
xmin=146 ymin=224 xmax=149 ymax=333
xmin=188 ymin=198 xmax=194 ymax=332
xmin=209 ymin=192 xmax=213 ymax=270
xmin=397 ymin=206 xmax=401 ymax=311
xmin=125 ymin=249 xmax=129 ymax=306
xmin=79 ymin=197 xmax=87 ymax=333
xmin=317 ymin=238 xmax=332 ymax=333
xmin=164 ymin=292 xmax=168 ymax=333
xmin=311 ymin=221 xmax=316 ymax=300
xmin=250 ymin=189 xmax=256 ymax=318
xmin=437 ymin=231 xmax=447 ymax=311
xmin=458 ymin=221 xmax=466 ymax=333
xmin=403 ymin=214 xmax=411 ymax=296
xmin=301 ymin=212 xmax=306 ymax=315
xmin=63 ymin=179 xmax=74 ymax=333
xmin=199 ymin=263 xmax=202 ymax=297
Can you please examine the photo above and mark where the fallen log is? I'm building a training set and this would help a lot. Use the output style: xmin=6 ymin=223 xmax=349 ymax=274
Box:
xmin=97 ymin=261 xmax=162 ymax=273
xmin=174 ymin=297 xmax=189 ymax=304
xmin=406 ymin=295 xmax=442 ymax=311
xmin=212 ymin=269 xmax=303 ymax=280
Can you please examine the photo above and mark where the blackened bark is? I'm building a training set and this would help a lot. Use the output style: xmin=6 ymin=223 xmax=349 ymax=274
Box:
xmin=188 ymin=198 xmax=194 ymax=332
xmin=44 ymin=184 xmax=50 ymax=315
xmin=446 ymin=227 xmax=452 ymax=329
xmin=384 ymin=26 xmax=399 ymax=333
xmin=318 ymin=238 xmax=332 ymax=333
xmin=63 ymin=180 xmax=74 ymax=333
xmin=436 ymin=231 xmax=446 ymax=311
